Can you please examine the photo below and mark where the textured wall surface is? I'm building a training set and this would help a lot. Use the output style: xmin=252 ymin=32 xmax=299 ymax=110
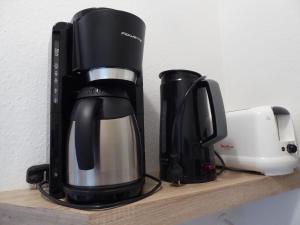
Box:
xmin=0 ymin=0 xmax=222 ymax=191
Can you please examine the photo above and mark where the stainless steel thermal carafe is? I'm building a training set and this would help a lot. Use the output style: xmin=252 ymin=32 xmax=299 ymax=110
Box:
xmin=67 ymin=84 xmax=142 ymax=188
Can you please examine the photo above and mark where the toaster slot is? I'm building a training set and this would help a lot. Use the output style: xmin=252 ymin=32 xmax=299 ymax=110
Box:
xmin=272 ymin=107 xmax=293 ymax=142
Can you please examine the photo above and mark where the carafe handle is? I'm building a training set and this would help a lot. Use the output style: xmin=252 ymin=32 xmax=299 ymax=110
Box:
xmin=73 ymin=98 xmax=100 ymax=170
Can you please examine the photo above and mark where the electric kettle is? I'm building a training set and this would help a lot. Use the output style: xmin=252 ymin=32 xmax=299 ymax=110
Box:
xmin=159 ymin=70 xmax=227 ymax=184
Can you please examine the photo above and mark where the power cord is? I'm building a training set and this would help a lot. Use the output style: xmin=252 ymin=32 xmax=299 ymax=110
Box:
xmin=168 ymin=76 xmax=207 ymax=184
xmin=214 ymin=150 xmax=226 ymax=175
xmin=37 ymin=174 xmax=161 ymax=210
xmin=214 ymin=151 xmax=259 ymax=174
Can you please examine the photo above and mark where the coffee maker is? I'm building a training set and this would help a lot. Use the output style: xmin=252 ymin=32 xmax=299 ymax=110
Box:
xmin=26 ymin=8 xmax=160 ymax=209
xmin=159 ymin=70 xmax=227 ymax=184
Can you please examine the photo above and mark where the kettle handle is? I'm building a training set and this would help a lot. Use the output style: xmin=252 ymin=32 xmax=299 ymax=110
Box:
xmin=199 ymin=79 xmax=227 ymax=147
xmin=168 ymin=77 xmax=227 ymax=183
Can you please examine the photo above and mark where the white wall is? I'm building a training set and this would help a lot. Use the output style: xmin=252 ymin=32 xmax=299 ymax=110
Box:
xmin=220 ymin=0 xmax=300 ymax=137
xmin=0 ymin=0 xmax=222 ymax=191
xmin=190 ymin=0 xmax=300 ymax=225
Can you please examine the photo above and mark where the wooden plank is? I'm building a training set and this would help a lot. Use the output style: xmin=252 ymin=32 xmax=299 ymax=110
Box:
xmin=0 ymin=170 xmax=299 ymax=225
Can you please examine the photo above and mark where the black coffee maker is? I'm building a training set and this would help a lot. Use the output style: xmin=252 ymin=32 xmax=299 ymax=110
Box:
xmin=159 ymin=70 xmax=227 ymax=184
xmin=26 ymin=8 xmax=160 ymax=209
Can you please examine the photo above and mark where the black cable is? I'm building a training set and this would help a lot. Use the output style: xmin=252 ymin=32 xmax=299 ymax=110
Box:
xmin=171 ymin=76 xmax=207 ymax=156
xmin=214 ymin=151 xmax=261 ymax=175
xmin=38 ymin=174 xmax=161 ymax=210
xmin=214 ymin=150 xmax=226 ymax=175
xmin=218 ymin=165 xmax=261 ymax=174
xmin=168 ymin=76 xmax=207 ymax=183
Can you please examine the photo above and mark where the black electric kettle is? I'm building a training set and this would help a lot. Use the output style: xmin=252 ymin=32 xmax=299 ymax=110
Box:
xmin=159 ymin=70 xmax=227 ymax=184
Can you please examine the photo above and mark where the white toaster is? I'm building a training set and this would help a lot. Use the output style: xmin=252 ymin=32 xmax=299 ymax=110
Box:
xmin=214 ymin=106 xmax=299 ymax=176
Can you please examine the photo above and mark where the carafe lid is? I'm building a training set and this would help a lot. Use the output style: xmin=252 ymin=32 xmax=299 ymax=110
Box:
xmin=77 ymin=86 xmax=129 ymax=99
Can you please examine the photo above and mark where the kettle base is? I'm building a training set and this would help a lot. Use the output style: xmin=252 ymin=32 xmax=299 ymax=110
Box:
xmin=64 ymin=178 xmax=144 ymax=204
xmin=161 ymin=175 xmax=217 ymax=184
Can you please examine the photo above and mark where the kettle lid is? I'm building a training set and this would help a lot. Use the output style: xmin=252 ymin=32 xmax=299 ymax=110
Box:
xmin=159 ymin=69 xmax=201 ymax=82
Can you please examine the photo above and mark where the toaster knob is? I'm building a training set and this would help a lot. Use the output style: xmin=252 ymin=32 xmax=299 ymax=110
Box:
xmin=287 ymin=144 xmax=297 ymax=154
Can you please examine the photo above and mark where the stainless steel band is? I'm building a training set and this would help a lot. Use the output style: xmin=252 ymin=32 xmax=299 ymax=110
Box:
xmin=88 ymin=68 xmax=137 ymax=83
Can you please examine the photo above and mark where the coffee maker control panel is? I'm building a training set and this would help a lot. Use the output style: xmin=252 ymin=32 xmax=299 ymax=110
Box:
xmin=52 ymin=40 xmax=60 ymax=105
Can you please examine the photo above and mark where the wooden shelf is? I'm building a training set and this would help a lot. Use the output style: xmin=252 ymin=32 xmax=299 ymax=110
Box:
xmin=1 ymin=170 xmax=300 ymax=225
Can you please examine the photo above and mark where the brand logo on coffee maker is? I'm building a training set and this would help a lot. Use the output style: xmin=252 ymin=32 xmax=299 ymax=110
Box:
xmin=121 ymin=32 xmax=142 ymax=43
